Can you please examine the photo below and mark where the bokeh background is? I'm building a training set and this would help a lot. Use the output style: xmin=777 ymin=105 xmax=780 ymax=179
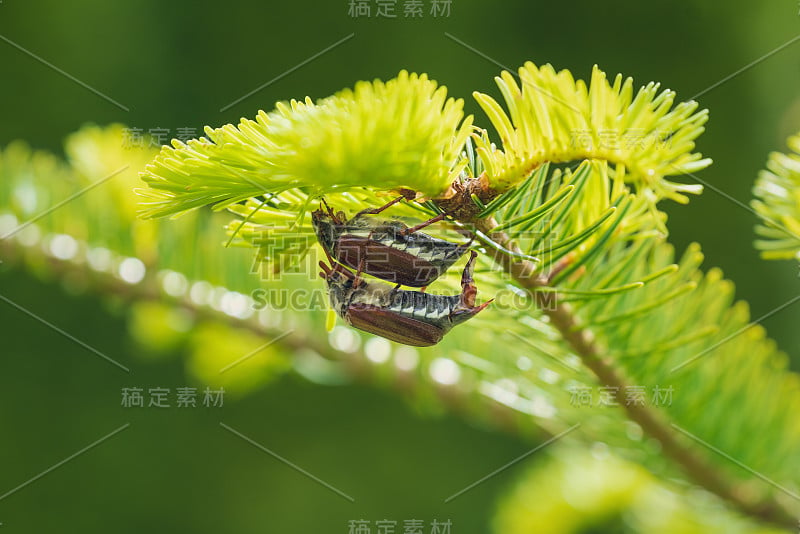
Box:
xmin=1 ymin=1 xmax=798 ymax=532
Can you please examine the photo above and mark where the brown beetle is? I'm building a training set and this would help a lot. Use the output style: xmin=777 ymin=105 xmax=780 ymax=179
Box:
xmin=319 ymin=251 xmax=492 ymax=347
xmin=312 ymin=196 xmax=472 ymax=288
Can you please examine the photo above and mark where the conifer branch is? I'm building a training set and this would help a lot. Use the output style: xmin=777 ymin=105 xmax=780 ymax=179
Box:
xmin=0 ymin=231 xmax=543 ymax=441
xmin=752 ymin=131 xmax=800 ymax=261
xmin=4 ymin=62 xmax=798 ymax=531
xmin=468 ymin=215 xmax=797 ymax=529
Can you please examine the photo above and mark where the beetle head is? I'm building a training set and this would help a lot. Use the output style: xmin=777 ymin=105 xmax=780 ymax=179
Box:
xmin=318 ymin=260 xmax=355 ymax=313
xmin=311 ymin=209 xmax=337 ymax=254
xmin=311 ymin=199 xmax=348 ymax=254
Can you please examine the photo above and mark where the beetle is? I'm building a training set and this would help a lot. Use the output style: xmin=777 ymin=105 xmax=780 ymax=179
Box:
xmin=319 ymin=250 xmax=492 ymax=347
xmin=311 ymin=196 xmax=472 ymax=288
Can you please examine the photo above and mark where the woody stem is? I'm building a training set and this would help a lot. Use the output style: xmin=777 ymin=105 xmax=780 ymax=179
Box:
xmin=471 ymin=216 xmax=797 ymax=529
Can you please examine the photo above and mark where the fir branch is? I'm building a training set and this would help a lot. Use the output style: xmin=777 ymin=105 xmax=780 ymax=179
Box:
xmin=473 ymin=63 xmax=712 ymax=202
xmin=0 ymin=230 xmax=553 ymax=442
xmin=5 ymin=61 xmax=800 ymax=531
xmin=752 ymin=131 xmax=800 ymax=260
xmin=139 ymin=71 xmax=473 ymax=219
xmin=468 ymin=215 xmax=797 ymax=528
xmin=493 ymin=447 xmax=783 ymax=533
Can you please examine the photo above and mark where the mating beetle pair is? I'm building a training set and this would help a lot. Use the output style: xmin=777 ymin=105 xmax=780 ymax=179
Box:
xmin=312 ymin=195 xmax=492 ymax=347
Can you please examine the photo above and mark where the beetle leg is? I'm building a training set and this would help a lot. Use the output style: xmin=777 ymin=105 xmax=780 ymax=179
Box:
xmin=458 ymin=251 xmax=478 ymax=307
xmin=448 ymin=232 xmax=475 ymax=257
xmin=354 ymin=195 xmax=407 ymax=217
xmin=457 ymin=251 xmax=494 ymax=312
xmin=352 ymin=257 xmax=367 ymax=289
xmin=318 ymin=237 xmax=341 ymax=273
xmin=318 ymin=260 xmax=332 ymax=280
xmin=545 ymin=253 xmax=575 ymax=284
xmin=459 ymin=250 xmax=490 ymax=308
xmin=471 ymin=297 xmax=494 ymax=314
xmin=399 ymin=213 xmax=447 ymax=236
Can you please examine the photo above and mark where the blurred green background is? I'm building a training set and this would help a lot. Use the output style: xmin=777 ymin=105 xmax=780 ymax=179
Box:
xmin=1 ymin=1 xmax=798 ymax=532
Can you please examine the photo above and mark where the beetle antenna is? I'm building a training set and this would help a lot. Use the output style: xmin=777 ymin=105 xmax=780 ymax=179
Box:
xmin=319 ymin=197 xmax=343 ymax=223
xmin=320 ymin=197 xmax=333 ymax=216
